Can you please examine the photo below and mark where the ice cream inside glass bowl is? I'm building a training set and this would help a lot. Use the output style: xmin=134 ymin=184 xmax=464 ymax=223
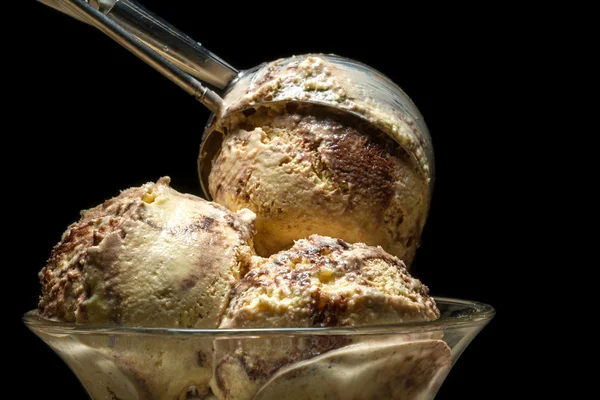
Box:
xmin=31 ymin=4 xmax=493 ymax=399
xmin=24 ymin=298 xmax=494 ymax=400
xmin=25 ymin=178 xmax=494 ymax=400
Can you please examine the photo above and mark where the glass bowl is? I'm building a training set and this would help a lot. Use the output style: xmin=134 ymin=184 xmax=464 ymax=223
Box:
xmin=23 ymin=297 xmax=494 ymax=400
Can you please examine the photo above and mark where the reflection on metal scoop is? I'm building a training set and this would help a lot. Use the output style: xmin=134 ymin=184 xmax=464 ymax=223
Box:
xmin=253 ymin=339 xmax=452 ymax=400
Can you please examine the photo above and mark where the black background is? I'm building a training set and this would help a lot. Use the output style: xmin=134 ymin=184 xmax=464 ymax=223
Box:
xmin=10 ymin=1 xmax=528 ymax=398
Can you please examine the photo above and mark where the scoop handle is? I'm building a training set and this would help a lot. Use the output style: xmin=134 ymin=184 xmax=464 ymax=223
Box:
xmin=38 ymin=0 xmax=237 ymax=113
xmin=103 ymin=0 xmax=238 ymax=89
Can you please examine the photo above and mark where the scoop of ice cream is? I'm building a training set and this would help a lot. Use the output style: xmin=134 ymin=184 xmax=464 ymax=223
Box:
xmin=38 ymin=177 xmax=256 ymax=328
xmin=219 ymin=235 xmax=438 ymax=329
xmin=212 ymin=235 xmax=440 ymax=399
xmin=37 ymin=177 xmax=257 ymax=398
xmin=209 ymin=108 xmax=428 ymax=264
xmin=217 ymin=55 xmax=433 ymax=181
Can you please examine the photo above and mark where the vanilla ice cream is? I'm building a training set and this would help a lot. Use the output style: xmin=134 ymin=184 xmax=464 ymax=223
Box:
xmin=37 ymin=177 xmax=257 ymax=399
xmin=36 ymin=177 xmax=441 ymax=400
xmin=212 ymin=235 xmax=442 ymax=399
xmin=205 ymin=55 xmax=431 ymax=264
xmin=219 ymin=234 xmax=438 ymax=329
xmin=209 ymin=107 xmax=427 ymax=264
xmin=38 ymin=177 xmax=256 ymax=328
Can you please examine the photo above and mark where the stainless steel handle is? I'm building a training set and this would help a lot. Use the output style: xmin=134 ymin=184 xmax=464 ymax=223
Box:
xmin=37 ymin=0 xmax=234 ymax=113
xmin=40 ymin=0 xmax=237 ymax=89
xmin=104 ymin=0 xmax=238 ymax=89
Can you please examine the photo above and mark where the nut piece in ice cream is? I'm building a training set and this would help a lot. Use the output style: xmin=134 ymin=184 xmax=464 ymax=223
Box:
xmin=37 ymin=177 xmax=256 ymax=399
xmin=38 ymin=176 xmax=256 ymax=328
xmin=208 ymin=108 xmax=428 ymax=264
xmin=219 ymin=235 xmax=439 ymax=329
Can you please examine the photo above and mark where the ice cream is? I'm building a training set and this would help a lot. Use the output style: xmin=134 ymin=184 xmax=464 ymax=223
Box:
xmin=209 ymin=108 xmax=427 ymax=263
xmin=38 ymin=177 xmax=256 ymax=328
xmin=212 ymin=335 xmax=451 ymax=400
xmin=204 ymin=55 xmax=431 ymax=265
xmin=41 ymin=331 xmax=218 ymax=400
xmin=219 ymin=235 xmax=438 ymax=329
xmin=35 ymin=178 xmax=444 ymax=400
xmin=211 ymin=234 xmax=444 ymax=399
xmin=213 ymin=55 xmax=433 ymax=180
xmin=37 ymin=177 xmax=256 ymax=399
xmin=34 ymin=56 xmax=444 ymax=400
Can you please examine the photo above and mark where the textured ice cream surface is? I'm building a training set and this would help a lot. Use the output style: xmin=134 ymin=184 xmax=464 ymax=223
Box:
xmin=213 ymin=235 xmax=441 ymax=399
xmin=219 ymin=235 xmax=439 ymax=329
xmin=38 ymin=176 xmax=256 ymax=328
xmin=209 ymin=106 xmax=428 ymax=263
xmin=37 ymin=177 xmax=258 ymax=398
xmin=217 ymin=55 xmax=433 ymax=183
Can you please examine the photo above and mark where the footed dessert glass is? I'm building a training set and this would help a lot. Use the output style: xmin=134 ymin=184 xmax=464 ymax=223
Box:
xmin=24 ymin=297 xmax=494 ymax=400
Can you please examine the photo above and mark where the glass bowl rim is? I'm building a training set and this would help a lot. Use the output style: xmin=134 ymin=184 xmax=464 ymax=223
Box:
xmin=23 ymin=297 xmax=495 ymax=337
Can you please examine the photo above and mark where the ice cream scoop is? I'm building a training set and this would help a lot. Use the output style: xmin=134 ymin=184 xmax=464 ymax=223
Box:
xmin=208 ymin=101 xmax=428 ymax=261
xmin=219 ymin=234 xmax=439 ymax=329
xmin=35 ymin=180 xmax=441 ymax=400
xmin=38 ymin=177 xmax=256 ymax=327
xmin=39 ymin=0 xmax=434 ymax=264
xmin=202 ymin=54 xmax=433 ymax=262
xmin=37 ymin=177 xmax=256 ymax=398
xmin=212 ymin=235 xmax=441 ymax=399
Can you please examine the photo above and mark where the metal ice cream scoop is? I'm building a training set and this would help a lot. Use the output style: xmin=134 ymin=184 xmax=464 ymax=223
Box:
xmin=38 ymin=0 xmax=434 ymax=199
